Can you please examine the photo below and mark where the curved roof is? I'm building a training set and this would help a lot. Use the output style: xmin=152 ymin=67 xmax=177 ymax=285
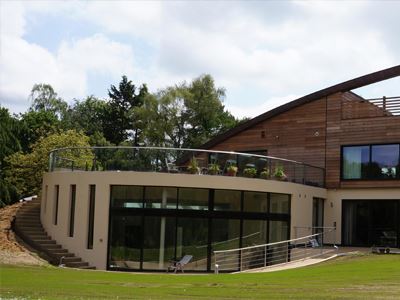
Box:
xmin=201 ymin=65 xmax=400 ymax=149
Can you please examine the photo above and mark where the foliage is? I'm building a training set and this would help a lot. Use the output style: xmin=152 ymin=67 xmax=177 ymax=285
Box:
xmin=29 ymin=84 xmax=68 ymax=119
xmin=208 ymin=163 xmax=220 ymax=175
xmin=1 ymin=255 xmax=400 ymax=299
xmin=4 ymin=130 xmax=92 ymax=199
xmin=0 ymin=107 xmax=21 ymax=205
xmin=273 ymin=165 xmax=287 ymax=180
xmin=187 ymin=158 xmax=200 ymax=174
xmin=104 ymin=76 xmax=148 ymax=145
xmin=227 ymin=165 xmax=238 ymax=176
xmin=260 ymin=168 xmax=270 ymax=179
xmin=243 ymin=167 xmax=257 ymax=178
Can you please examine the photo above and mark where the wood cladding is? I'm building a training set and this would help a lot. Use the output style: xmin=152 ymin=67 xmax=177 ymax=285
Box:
xmin=209 ymin=91 xmax=400 ymax=189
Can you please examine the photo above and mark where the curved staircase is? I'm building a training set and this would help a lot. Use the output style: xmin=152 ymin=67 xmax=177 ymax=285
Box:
xmin=14 ymin=198 xmax=95 ymax=269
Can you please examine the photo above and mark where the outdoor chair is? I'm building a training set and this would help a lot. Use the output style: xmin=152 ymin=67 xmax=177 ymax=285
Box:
xmin=167 ymin=255 xmax=193 ymax=273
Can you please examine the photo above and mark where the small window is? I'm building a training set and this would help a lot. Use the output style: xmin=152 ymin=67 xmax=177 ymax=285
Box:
xmin=69 ymin=185 xmax=76 ymax=237
xmin=87 ymin=185 xmax=96 ymax=249
xmin=54 ymin=185 xmax=59 ymax=225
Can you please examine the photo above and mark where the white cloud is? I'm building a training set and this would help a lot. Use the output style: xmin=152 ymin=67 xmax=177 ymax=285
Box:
xmin=1 ymin=0 xmax=399 ymax=117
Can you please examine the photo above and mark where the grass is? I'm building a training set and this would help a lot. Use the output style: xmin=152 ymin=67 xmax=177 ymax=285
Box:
xmin=1 ymin=254 xmax=400 ymax=299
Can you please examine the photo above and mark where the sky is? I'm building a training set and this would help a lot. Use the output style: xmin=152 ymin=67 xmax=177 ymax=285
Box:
xmin=0 ymin=0 xmax=399 ymax=118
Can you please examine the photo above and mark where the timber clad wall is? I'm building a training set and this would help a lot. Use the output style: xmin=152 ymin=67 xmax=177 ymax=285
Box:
xmin=210 ymin=91 xmax=400 ymax=189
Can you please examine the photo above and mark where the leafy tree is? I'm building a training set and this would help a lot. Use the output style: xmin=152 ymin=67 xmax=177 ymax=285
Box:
xmin=4 ymin=130 xmax=92 ymax=200
xmin=104 ymin=76 xmax=148 ymax=145
xmin=29 ymin=84 xmax=68 ymax=119
xmin=139 ymin=75 xmax=240 ymax=149
xmin=0 ymin=107 xmax=21 ymax=206
xmin=19 ymin=110 xmax=61 ymax=152
xmin=64 ymin=96 xmax=109 ymax=138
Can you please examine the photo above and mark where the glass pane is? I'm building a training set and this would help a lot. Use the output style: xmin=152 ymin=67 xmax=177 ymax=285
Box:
xmin=109 ymin=215 xmax=142 ymax=270
xmin=269 ymin=220 xmax=289 ymax=243
xmin=371 ymin=144 xmax=399 ymax=179
xmin=243 ymin=192 xmax=268 ymax=213
xmin=342 ymin=146 xmax=370 ymax=179
xmin=144 ymin=187 xmax=177 ymax=209
xmin=176 ymin=217 xmax=208 ymax=271
xmin=214 ymin=190 xmax=241 ymax=211
xmin=111 ymin=186 xmax=143 ymax=208
xmin=211 ymin=219 xmax=240 ymax=271
xmin=143 ymin=216 xmax=176 ymax=270
xmin=269 ymin=193 xmax=290 ymax=214
xmin=242 ymin=219 xmax=267 ymax=247
xmin=178 ymin=188 xmax=209 ymax=210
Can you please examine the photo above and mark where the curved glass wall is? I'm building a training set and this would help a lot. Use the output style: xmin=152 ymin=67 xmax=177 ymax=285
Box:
xmin=108 ymin=186 xmax=290 ymax=272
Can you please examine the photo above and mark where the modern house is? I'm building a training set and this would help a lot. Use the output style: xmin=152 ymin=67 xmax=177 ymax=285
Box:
xmin=36 ymin=66 xmax=399 ymax=272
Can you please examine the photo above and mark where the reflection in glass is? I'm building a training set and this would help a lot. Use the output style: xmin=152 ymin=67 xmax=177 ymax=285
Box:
xmin=111 ymin=186 xmax=143 ymax=208
xmin=269 ymin=220 xmax=289 ymax=243
xmin=177 ymin=217 xmax=208 ymax=270
xmin=342 ymin=146 xmax=370 ymax=179
xmin=214 ymin=190 xmax=241 ymax=211
xmin=178 ymin=188 xmax=208 ymax=210
xmin=109 ymin=215 xmax=142 ymax=269
xmin=211 ymin=219 xmax=240 ymax=270
xmin=243 ymin=192 xmax=268 ymax=212
xmin=145 ymin=187 xmax=177 ymax=209
xmin=270 ymin=193 xmax=290 ymax=214
xmin=242 ymin=219 xmax=267 ymax=247
xmin=143 ymin=216 xmax=176 ymax=269
xmin=371 ymin=144 xmax=399 ymax=179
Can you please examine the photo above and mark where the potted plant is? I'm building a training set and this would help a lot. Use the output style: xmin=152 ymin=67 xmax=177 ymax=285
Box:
xmin=243 ymin=167 xmax=257 ymax=178
xmin=208 ymin=163 xmax=220 ymax=175
xmin=273 ymin=165 xmax=287 ymax=181
xmin=187 ymin=158 xmax=200 ymax=174
xmin=259 ymin=168 xmax=270 ymax=179
xmin=226 ymin=165 xmax=238 ymax=176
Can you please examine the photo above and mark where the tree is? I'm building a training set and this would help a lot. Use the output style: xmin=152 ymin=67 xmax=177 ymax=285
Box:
xmin=4 ymin=130 xmax=92 ymax=201
xmin=104 ymin=76 xmax=148 ymax=145
xmin=64 ymin=96 xmax=109 ymax=138
xmin=29 ymin=84 xmax=68 ymax=119
xmin=0 ymin=107 xmax=21 ymax=206
xmin=139 ymin=75 xmax=240 ymax=149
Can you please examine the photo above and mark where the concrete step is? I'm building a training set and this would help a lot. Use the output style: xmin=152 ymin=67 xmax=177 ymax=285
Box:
xmin=50 ymin=252 xmax=75 ymax=259
xmin=65 ymin=261 xmax=89 ymax=268
xmin=33 ymin=239 xmax=56 ymax=245
xmin=62 ymin=257 xmax=82 ymax=263
xmin=41 ymin=244 xmax=62 ymax=250
xmin=80 ymin=266 xmax=96 ymax=270
xmin=29 ymin=235 xmax=51 ymax=240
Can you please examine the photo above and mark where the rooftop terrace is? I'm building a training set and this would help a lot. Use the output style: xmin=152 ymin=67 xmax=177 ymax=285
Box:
xmin=49 ymin=147 xmax=325 ymax=188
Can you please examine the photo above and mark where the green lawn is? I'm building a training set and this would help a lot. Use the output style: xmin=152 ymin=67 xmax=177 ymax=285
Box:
xmin=1 ymin=254 xmax=400 ymax=299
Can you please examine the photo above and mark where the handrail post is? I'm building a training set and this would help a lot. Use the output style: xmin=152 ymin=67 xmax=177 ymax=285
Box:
xmin=383 ymin=96 xmax=386 ymax=110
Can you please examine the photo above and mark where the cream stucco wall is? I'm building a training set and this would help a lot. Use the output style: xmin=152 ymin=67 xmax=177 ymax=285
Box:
xmin=41 ymin=171 xmax=326 ymax=270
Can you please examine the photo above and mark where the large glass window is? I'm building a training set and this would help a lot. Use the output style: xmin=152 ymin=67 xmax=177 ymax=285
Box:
xmin=269 ymin=220 xmax=289 ymax=243
xmin=178 ymin=188 xmax=208 ymax=210
xmin=177 ymin=217 xmax=208 ymax=271
xmin=342 ymin=146 xmax=370 ymax=179
xmin=211 ymin=219 xmax=240 ymax=271
xmin=111 ymin=186 xmax=143 ymax=208
xmin=342 ymin=144 xmax=400 ymax=180
xmin=143 ymin=216 xmax=176 ymax=270
xmin=371 ymin=144 xmax=399 ymax=179
xmin=243 ymin=192 xmax=268 ymax=213
xmin=242 ymin=220 xmax=267 ymax=247
xmin=270 ymin=193 xmax=290 ymax=214
xmin=214 ymin=190 xmax=241 ymax=211
xmin=109 ymin=215 xmax=142 ymax=269
xmin=145 ymin=187 xmax=177 ymax=209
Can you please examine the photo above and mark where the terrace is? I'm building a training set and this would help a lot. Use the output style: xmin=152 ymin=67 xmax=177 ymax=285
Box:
xmin=49 ymin=146 xmax=325 ymax=188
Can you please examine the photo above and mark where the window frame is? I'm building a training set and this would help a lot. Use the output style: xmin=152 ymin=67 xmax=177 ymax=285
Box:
xmin=341 ymin=143 xmax=400 ymax=181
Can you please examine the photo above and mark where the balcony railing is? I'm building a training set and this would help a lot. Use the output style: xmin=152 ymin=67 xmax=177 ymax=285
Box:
xmin=367 ymin=96 xmax=400 ymax=116
xmin=49 ymin=147 xmax=325 ymax=188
